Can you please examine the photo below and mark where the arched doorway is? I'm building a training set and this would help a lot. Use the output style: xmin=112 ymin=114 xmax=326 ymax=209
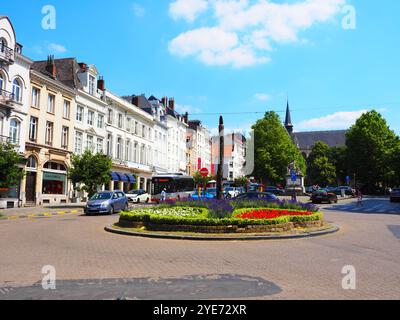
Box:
xmin=25 ymin=156 xmax=38 ymax=203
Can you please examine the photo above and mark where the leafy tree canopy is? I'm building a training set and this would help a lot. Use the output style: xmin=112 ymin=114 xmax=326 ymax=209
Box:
xmin=346 ymin=110 xmax=400 ymax=192
xmin=307 ymin=141 xmax=337 ymax=186
xmin=68 ymin=151 xmax=113 ymax=197
xmin=0 ymin=143 xmax=25 ymax=189
xmin=252 ymin=111 xmax=306 ymax=184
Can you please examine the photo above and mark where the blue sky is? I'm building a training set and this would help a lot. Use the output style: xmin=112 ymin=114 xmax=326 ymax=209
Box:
xmin=2 ymin=0 xmax=400 ymax=134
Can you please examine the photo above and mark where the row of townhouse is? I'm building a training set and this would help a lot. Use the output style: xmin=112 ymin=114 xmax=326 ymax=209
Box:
xmin=0 ymin=16 xmax=213 ymax=209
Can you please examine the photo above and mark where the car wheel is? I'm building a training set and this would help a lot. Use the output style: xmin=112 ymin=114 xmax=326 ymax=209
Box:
xmin=137 ymin=198 xmax=140 ymax=204
xmin=146 ymin=198 xmax=149 ymax=203
xmin=124 ymin=203 xmax=128 ymax=211
xmin=109 ymin=206 xmax=114 ymax=215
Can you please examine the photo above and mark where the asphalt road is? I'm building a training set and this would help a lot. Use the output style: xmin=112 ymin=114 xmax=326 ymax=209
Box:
xmin=0 ymin=197 xmax=399 ymax=300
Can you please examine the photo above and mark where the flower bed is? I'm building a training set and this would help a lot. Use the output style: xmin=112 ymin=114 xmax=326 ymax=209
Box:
xmin=118 ymin=201 xmax=325 ymax=234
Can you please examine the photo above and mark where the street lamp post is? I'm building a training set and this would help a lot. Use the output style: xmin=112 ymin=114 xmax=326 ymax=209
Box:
xmin=216 ymin=116 xmax=224 ymax=200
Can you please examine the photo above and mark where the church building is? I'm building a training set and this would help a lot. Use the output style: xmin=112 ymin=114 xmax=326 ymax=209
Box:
xmin=284 ymin=102 xmax=347 ymax=157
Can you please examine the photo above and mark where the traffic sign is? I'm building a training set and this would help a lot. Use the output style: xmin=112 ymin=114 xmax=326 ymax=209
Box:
xmin=291 ymin=172 xmax=297 ymax=182
xmin=200 ymin=168 xmax=209 ymax=177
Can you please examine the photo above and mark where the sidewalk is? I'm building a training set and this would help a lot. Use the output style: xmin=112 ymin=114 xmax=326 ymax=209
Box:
xmin=0 ymin=204 xmax=85 ymax=218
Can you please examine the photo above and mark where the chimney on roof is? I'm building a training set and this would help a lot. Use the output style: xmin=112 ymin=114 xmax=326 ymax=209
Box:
xmin=97 ymin=76 xmax=105 ymax=91
xmin=78 ymin=62 xmax=87 ymax=70
xmin=46 ymin=55 xmax=57 ymax=79
xmin=132 ymin=95 xmax=139 ymax=107
xmin=184 ymin=112 xmax=189 ymax=124
xmin=169 ymin=97 xmax=175 ymax=111
xmin=161 ymin=96 xmax=168 ymax=108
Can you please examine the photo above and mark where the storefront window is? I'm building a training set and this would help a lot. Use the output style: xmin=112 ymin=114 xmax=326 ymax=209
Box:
xmin=42 ymin=162 xmax=67 ymax=195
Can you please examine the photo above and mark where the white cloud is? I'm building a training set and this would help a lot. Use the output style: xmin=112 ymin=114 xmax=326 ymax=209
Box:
xmin=254 ymin=93 xmax=271 ymax=101
xmin=296 ymin=110 xmax=368 ymax=131
xmin=132 ymin=3 xmax=145 ymax=17
xmin=168 ymin=0 xmax=346 ymax=68
xmin=169 ymin=0 xmax=209 ymax=22
xmin=175 ymin=103 xmax=201 ymax=115
xmin=47 ymin=43 xmax=67 ymax=53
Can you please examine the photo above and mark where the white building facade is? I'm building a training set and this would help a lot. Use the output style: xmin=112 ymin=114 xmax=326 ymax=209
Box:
xmin=105 ymin=91 xmax=155 ymax=192
xmin=0 ymin=16 xmax=33 ymax=208
xmin=187 ymin=120 xmax=212 ymax=175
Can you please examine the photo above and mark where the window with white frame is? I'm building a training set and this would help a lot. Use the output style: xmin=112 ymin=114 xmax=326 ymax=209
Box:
xmin=89 ymin=75 xmax=96 ymax=95
xmin=29 ymin=117 xmax=38 ymax=142
xmin=133 ymin=141 xmax=138 ymax=163
xmin=31 ymin=87 xmax=40 ymax=108
xmin=118 ymin=113 xmax=123 ymax=128
xmin=87 ymin=110 xmax=94 ymax=126
xmin=61 ymin=127 xmax=69 ymax=149
xmin=116 ymin=137 xmax=122 ymax=160
xmin=86 ymin=135 xmax=94 ymax=151
xmin=9 ymin=119 xmax=20 ymax=144
xmin=97 ymin=114 xmax=104 ymax=129
xmin=75 ymin=131 xmax=83 ymax=154
xmin=47 ymin=94 xmax=55 ymax=113
xmin=97 ymin=138 xmax=104 ymax=154
xmin=76 ymin=105 xmax=84 ymax=122
xmin=107 ymin=109 xmax=113 ymax=124
xmin=0 ymin=74 xmax=3 ymax=91
xmin=12 ymin=79 xmax=22 ymax=102
xmin=63 ymin=100 xmax=70 ymax=119
xmin=126 ymin=118 xmax=131 ymax=132
xmin=125 ymin=140 xmax=130 ymax=161
xmin=106 ymin=134 xmax=113 ymax=157
xmin=45 ymin=121 xmax=54 ymax=146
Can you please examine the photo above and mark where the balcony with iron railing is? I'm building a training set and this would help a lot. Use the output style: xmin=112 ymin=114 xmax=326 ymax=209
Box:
xmin=0 ymin=45 xmax=14 ymax=64
xmin=0 ymin=89 xmax=20 ymax=106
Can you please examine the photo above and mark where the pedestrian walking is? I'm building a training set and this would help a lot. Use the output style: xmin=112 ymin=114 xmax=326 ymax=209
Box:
xmin=356 ymin=189 xmax=363 ymax=207
xmin=161 ymin=188 xmax=167 ymax=202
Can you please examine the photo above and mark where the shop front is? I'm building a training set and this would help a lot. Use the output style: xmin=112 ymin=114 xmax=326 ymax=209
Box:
xmin=40 ymin=162 xmax=69 ymax=205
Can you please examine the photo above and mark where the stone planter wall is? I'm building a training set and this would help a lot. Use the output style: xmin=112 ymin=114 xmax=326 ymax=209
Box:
xmin=118 ymin=218 xmax=300 ymax=234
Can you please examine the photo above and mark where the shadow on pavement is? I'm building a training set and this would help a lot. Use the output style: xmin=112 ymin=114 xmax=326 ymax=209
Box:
xmin=323 ymin=198 xmax=400 ymax=215
xmin=0 ymin=274 xmax=281 ymax=300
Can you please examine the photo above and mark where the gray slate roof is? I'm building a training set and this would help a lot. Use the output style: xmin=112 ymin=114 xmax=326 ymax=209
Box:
xmin=31 ymin=58 xmax=82 ymax=89
xmin=292 ymin=130 xmax=347 ymax=151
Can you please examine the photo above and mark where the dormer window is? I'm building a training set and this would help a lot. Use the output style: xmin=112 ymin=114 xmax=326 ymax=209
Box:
xmin=89 ymin=75 xmax=96 ymax=95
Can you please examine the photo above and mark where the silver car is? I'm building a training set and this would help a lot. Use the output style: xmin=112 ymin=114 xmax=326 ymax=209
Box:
xmin=85 ymin=191 xmax=128 ymax=215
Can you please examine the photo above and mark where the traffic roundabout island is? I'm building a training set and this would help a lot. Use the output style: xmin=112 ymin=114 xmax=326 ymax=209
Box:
xmin=105 ymin=199 xmax=339 ymax=241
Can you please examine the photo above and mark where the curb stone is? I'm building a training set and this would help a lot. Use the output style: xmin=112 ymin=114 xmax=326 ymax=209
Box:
xmin=104 ymin=224 xmax=340 ymax=241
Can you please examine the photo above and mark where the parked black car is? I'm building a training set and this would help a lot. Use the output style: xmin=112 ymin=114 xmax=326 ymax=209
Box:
xmin=311 ymin=189 xmax=338 ymax=204
xmin=264 ymin=186 xmax=285 ymax=195
xmin=235 ymin=192 xmax=278 ymax=201
xmin=390 ymin=188 xmax=400 ymax=202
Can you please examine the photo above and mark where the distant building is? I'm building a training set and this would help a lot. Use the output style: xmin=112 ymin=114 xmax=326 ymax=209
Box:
xmin=211 ymin=133 xmax=247 ymax=181
xmin=284 ymin=101 xmax=347 ymax=157
xmin=186 ymin=120 xmax=212 ymax=176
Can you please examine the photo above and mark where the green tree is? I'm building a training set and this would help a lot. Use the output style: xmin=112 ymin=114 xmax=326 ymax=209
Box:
xmin=346 ymin=110 xmax=400 ymax=193
xmin=193 ymin=171 xmax=214 ymax=188
xmin=234 ymin=176 xmax=248 ymax=187
xmin=307 ymin=141 xmax=337 ymax=186
xmin=68 ymin=150 xmax=113 ymax=197
xmin=252 ymin=111 xmax=306 ymax=184
xmin=0 ymin=142 xmax=25 ymax=189
xmin=329 ymin=146 xmax=348 ymax=185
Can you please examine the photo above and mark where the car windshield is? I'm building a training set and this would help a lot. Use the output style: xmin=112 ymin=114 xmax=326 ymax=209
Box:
xmin=225 ymin=188 xmax=233 ymax=191
xmin=91 ymin=193 xmax=112 ymax=200
xmin=128 ymin=190 xmax=140 ymax=195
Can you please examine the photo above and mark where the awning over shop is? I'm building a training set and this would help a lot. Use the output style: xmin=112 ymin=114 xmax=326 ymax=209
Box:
xmin=109 ymin=172 xmax=136 ymax=184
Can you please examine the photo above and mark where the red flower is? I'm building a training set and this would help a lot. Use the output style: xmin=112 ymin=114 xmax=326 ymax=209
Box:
xmin=235 ymin=209 xmax=313 ymax=220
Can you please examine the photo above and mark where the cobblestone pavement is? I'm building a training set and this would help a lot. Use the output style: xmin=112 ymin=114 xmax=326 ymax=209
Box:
xmin=0 ymin=199 xmax=399 ymax=300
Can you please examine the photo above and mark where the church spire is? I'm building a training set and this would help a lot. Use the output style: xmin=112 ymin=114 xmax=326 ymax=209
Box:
xmin=285 ymin=100 xmax=294 ymax=135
